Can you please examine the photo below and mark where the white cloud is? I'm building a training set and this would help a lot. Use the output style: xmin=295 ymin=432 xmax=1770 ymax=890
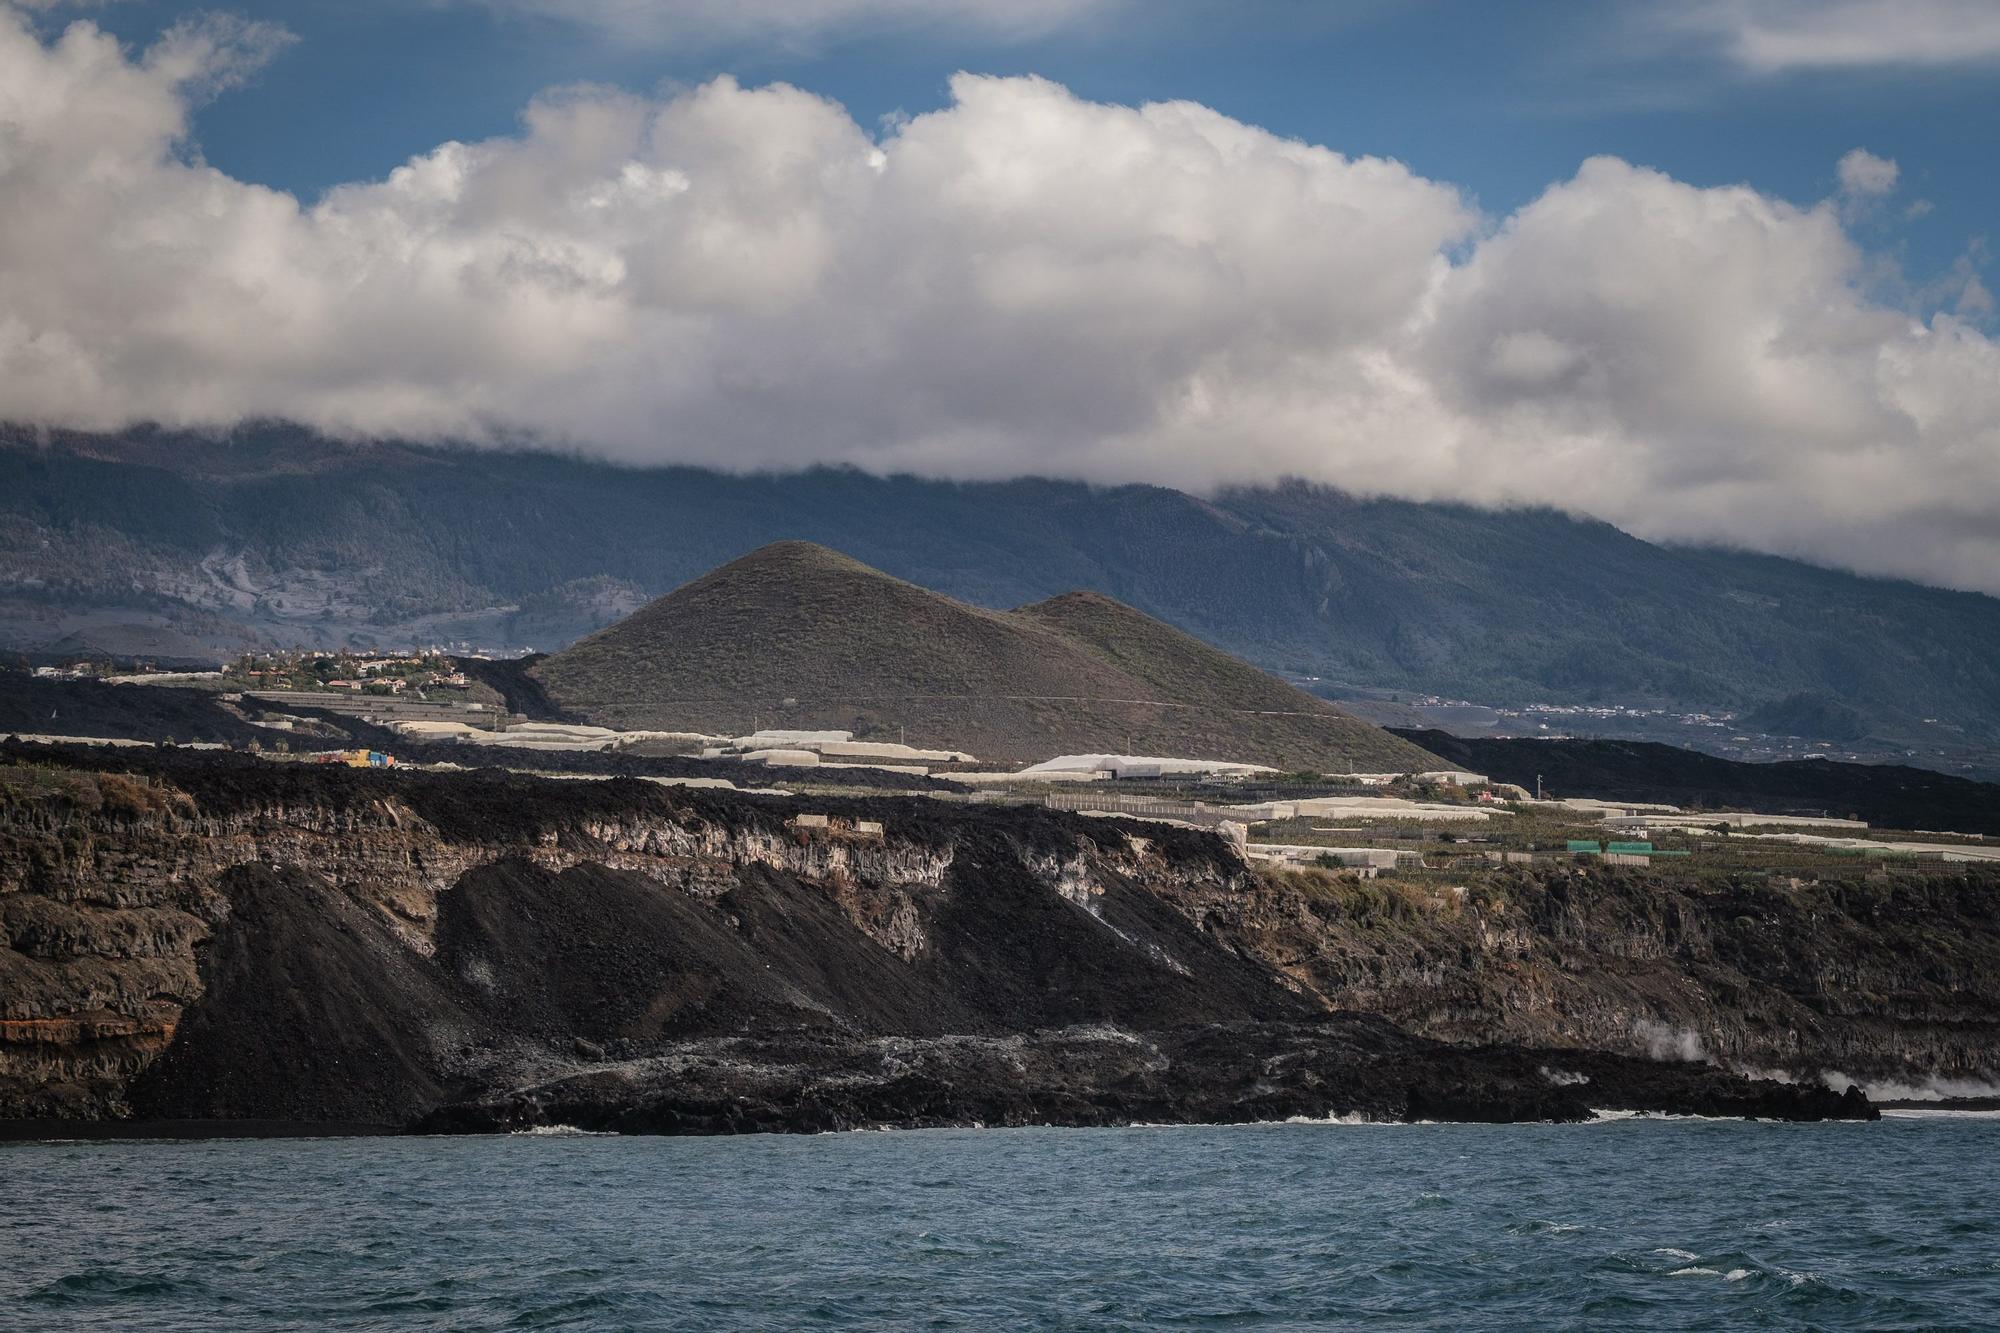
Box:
xmin=1413 ymin=157 xmax=2000 ymax=591
xmin=1836 ymin=147 xmax=1897 ymax=197
xmin=1685 ymin=0 xmax=2000 ymax=72
xmin=460 ymin=0 xmax=1119 ymax=47
xmin=2 ymin=7 xmax=2000 ymax=597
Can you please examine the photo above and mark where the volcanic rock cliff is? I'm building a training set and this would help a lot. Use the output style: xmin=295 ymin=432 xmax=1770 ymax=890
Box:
xmin=10 ymin=748 xmax=1988 ymax=1132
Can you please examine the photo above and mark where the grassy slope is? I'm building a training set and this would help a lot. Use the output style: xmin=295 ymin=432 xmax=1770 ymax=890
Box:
xmin=1013 ymin=591 xmax=1427 ymax=771
xmin=534 ymin=543 xmax=1435 ymax=771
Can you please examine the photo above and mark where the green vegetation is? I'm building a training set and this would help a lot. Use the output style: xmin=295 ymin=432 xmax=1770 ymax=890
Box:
xmin=0 ymin=764 xmax=192 ymax=824
xmin=1251 ymin=797 xmax=1987 ymax=889
xmin=1280 ymin=866 xmax=1438 ymax=923
xmin=1739 ymin=691 xmax=1871 ymax=743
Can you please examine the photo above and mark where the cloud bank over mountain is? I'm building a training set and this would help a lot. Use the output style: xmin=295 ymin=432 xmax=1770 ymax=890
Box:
xmin=1 ymin=7 xmax=1997 ymax=595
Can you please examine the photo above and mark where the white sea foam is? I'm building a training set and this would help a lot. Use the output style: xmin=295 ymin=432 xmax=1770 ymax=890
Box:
xmin=511 ymin=1124 xmax=616 ymax=1137
xmin=1128 ymin=1116 xmax=1401 ymax=1129
xmin=1669 ymin=1266 xmax=1753 ymax=1281
xmin=1631 ymin=1019 xmax=1708 ymax=1063
xmin=1820 ymin=1072 xmax=2000 ymax=1101
xmin=1731 ymin=1065 xmax=1798 ymax=1085
xmin=1654 ymin=1248 xmax=1698 ymax=1261
xmin=1586 ymin=1108 xmax=1871 ymax=1125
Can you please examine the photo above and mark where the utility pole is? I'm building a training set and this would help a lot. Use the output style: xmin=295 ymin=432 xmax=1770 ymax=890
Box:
xmin=1536 ymin=773 xmax=1543 ymax=800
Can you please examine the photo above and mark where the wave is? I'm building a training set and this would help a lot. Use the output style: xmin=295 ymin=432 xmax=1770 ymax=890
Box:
xmin=1588 ymin=1108 xmax=1874 ymax=1125
xmin=1669 ymin=1266 xmax=1753 ymax=1281
xmin=1823 ymin=1073 xmax=2000 ymax=1102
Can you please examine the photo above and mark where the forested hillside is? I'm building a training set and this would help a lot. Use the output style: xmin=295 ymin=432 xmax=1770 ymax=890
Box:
xmin=5 ymin=426 xmax=1999 ymax=749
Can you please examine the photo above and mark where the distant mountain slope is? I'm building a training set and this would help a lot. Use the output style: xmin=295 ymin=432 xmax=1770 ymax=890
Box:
xmin=533 ymin=542 xmax=1435 ymax=771
xmin=5 ymin=427 xmax=2000 ymax=760
xmin=1738 ymin=692 xmax=1871 ymax=744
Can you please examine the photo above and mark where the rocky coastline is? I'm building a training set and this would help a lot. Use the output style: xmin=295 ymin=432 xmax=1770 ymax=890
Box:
xmin=8 ymin=747 xmax=1991 ymax=1134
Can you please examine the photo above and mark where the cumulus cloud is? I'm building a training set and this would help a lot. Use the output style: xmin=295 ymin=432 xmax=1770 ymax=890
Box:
xmin=1684 ymin=0 xmax=2000 ymax=72
xmin=459 ymin=0 xmax=1119 ymax=47
xmin=2 ymin=7 xmax=2000 ymax=595
xmin=1836 ymin=147 xmax=1897 ymax=197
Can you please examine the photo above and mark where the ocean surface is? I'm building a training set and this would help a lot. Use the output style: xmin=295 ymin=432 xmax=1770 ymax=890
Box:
xmin=4 ymin=1113 xmax=1997 ymax=1331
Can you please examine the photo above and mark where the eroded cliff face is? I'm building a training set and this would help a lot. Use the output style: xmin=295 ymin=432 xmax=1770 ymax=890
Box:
xmin=1154 ymin=866 xmax=2000 ymax=1087
xmin=0 ymin=752 xmax=1985 ymax=1129
xmin=0 ymin=766 xmax=969 ymax=1117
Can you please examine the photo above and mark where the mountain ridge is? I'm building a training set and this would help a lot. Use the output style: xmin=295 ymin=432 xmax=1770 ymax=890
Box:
xmin=4 ymin=426 xmax=1999 ymax=768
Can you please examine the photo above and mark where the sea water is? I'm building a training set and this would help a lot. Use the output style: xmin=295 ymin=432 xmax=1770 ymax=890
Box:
xmin=4 ymin=1114 xmax=1997 ymax=1330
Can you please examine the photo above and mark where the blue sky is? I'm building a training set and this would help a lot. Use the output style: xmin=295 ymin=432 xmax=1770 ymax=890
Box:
xmin=55 ymin=0 xmax=1996 ymax=282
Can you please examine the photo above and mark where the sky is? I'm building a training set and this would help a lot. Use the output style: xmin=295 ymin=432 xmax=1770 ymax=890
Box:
xmin=1 ymin=0 xmax=1997 ymax=594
